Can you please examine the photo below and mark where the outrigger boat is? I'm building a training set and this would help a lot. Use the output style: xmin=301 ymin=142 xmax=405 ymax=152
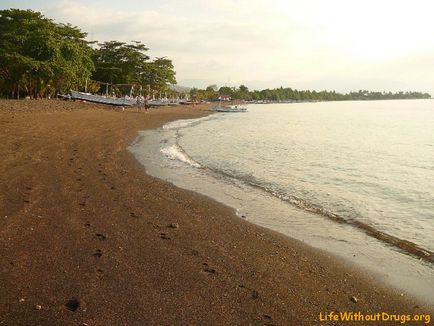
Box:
xmin=212 ymin=105 xmax=247 ymax=112
xmin=70 ymin=90 xmax=136 ymax=106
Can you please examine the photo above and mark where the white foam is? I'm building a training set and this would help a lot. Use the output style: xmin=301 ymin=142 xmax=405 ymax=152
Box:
xmin=160 ymin=144 xmax=201 ymax=168
xmin=162 ymin=116 xmax=211 ymax=130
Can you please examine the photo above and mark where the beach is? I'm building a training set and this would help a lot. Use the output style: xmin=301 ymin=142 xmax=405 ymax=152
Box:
xmin=0 ymin=99 xmax=432 ymax=325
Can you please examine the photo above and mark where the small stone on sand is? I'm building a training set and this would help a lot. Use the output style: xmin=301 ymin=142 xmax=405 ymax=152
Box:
xmin=65 ymin=298 xmax=80 ymax=312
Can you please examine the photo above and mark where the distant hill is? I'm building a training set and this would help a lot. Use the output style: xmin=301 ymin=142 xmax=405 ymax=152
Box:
xmin=169 ymin=84 xmax=191 ymax=93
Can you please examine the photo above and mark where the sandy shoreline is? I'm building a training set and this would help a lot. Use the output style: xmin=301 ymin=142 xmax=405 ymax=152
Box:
xmin=0 ymin=99 xmax=432 ymax=325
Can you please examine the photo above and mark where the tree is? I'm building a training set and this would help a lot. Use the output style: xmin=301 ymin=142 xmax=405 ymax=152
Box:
xmin=50 ymin=23 xmax=95 ymax=94
xmin=0 ymin=9 xmax=94 ymax=98
xmin=205 ymin=84 xmax=218 ymax=100
xmin=206 ymin=84 xmax=218 ymax=92
xmin=92 ymin=41 xmax=149 ymax=85
xmin=92 ymin=43 xmax=176 ymax=96
xmin=144 ymin=56 xmax=176 ymax=93
xmin=218 ymin=86 xmax=234 ymax=98
xmin=235 ymin=84 xmax=249 ymax=100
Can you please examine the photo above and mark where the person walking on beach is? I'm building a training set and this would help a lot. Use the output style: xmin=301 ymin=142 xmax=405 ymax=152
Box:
xmin=144 ymin=96 xmax=150 ymax=113
xmin=136 ymin=95 xmax=144 ymax=112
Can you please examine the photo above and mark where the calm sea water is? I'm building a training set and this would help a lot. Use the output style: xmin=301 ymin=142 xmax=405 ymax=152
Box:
xmin=181 ymin=100 xmax=434 ymax=253
xmin=129 ymin=99 xmax=434 ymax=303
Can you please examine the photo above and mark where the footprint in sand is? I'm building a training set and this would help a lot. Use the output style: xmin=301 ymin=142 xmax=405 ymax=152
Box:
xmin=160 ymin=233 xmax=171 ymax=240
xmin=237 ymin=285 xmax=260 ymax=300
xmin=96 ymin=268 xmax=104 ymax=279
xmin=262 ymin=314 xmax=275 ymax=326
xmin=95 ymin=233 xmax=107 ymax=241
xmin=93 ymin=249 xmax=102 ymax=258
xmin=202 ymin=263 xmax=216 ymax=274
xmin=23 ymin=185 xmax=32 ymax=203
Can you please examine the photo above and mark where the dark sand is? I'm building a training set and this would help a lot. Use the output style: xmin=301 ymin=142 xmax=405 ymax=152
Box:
xmin=0 ymin=99 xmax=432 ymax=325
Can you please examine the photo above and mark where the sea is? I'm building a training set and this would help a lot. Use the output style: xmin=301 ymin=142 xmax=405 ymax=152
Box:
xmin=129 ymin=99 xmax=434 ymax=304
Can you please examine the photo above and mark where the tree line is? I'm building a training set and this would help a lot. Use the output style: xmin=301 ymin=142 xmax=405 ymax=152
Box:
xmin=190 ymin=85 xmax=431 ymax=102
xmin=0 ymin=9 xmax=176 ymax=99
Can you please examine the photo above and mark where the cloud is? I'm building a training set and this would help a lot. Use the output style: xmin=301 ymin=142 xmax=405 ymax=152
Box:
xmin=41 ymin=0 xmax=285 ymax=85
xmin=45 ymin=1 xmax=274 ymax=51
xmin=14 ymin=0 xmax=432 ymax=93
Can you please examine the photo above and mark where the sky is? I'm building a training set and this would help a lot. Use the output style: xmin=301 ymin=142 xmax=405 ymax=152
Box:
xmin=2 ymin=0 xmax=434 ymax=93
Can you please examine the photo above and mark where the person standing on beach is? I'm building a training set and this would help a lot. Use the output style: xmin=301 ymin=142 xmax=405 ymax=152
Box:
xmin=136 ymin=95 xmax=142 ymax=112
xmin=144 ymin=96 xmax=150 ymax=113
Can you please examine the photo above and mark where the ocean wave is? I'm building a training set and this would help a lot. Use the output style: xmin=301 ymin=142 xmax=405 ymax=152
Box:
xmin=160 ymin=144 xmax=201 ymax=168
xmin=208 ymin=166 xmax=434 ymax=264
xmin=162 ymin=116 xmax=212 ymax=130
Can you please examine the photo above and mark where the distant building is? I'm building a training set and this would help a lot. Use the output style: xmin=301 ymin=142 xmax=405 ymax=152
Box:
xmin=218 ymin=95 xmax=231 ymax=101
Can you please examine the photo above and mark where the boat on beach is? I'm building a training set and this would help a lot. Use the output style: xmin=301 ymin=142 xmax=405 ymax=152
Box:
xmin=212 ymin=105 xmax=247 ymax=112
xmin=70 ymin=90 xmax=136 ymax=106
xmin=148 ymin=99 xmax=181 ymax=107
xmin=148 ymin=99 xmax=169 ymax=107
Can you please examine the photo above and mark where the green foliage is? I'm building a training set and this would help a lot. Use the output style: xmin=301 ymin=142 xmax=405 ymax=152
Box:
xmin=189 ymin=85 xmax=221 ymax=101
xmin=189 ymin=87 xmax=201 ymax=101
xmin=218 ymin=86 xmax=234 ymax=97
xmin=193 ymin=85 xmax=431 ymax=102
xmin=86 ymin=79 xmax=101 ymax=94
xmin=92 ymin=41 xmax=149 ymax=85
xmin=0 ymin=8 xmax=94 ymax=98
xmin=144 ymin=57 xmax=176 ymax=92
xmin=0 ymin=8 xmax=177 ymax=99
xmin=92 ymin=42 xmax=176 ymax=95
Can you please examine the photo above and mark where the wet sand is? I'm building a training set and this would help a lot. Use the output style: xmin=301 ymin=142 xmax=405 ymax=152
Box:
xmin=0 ymin=99 xmax=432 ymax=325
